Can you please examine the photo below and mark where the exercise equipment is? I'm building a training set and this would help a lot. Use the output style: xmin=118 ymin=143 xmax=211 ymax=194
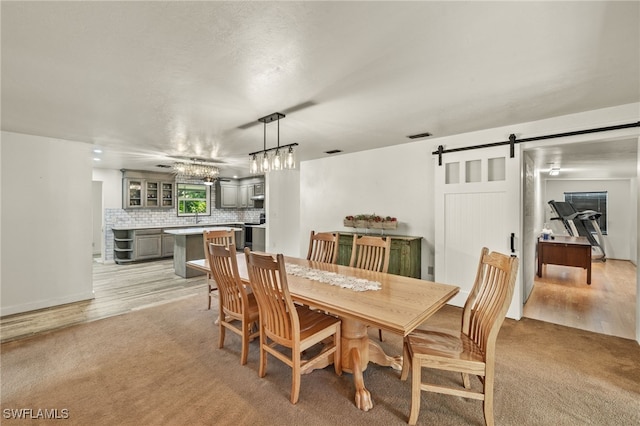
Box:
xmin=548 ymin=200 xmax=606 ymax=261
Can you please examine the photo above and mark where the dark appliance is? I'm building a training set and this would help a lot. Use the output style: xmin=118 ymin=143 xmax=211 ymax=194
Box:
xmin=244 ymin=214 xmax=265 ymax=249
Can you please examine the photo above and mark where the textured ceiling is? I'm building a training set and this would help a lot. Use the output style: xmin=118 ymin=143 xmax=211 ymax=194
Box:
xmin=2 ymin=1 xmax=639 ymax=178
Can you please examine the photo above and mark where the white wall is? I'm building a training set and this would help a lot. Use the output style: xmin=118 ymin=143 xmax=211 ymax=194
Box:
xmin=92 ymin=168 xmax=122 ymax=209
xmin=288 ymin=103 xmax=639 ymax=329
xmin=299 ymin=141 xmax=434 ymax=279
xmin=265 ymin=169 xmax=301 ymax=257
xmin=1 ymin=131 xmax=94 ymax=315
xmin=92 ymin=168 xmax=122 ymax=261
xmin=545 ymin=179 xmax=632 ymax=260
xmin=636 ymin=136 xmax=640 ymax=343
xmin=631 ymin=176 xmax=638 ymax=266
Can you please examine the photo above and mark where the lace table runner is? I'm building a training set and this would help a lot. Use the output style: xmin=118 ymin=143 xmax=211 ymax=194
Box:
xmin=285 ymin=263 xmax=381 ymax=292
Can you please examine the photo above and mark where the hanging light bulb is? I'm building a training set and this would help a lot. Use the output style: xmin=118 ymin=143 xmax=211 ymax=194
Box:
xmin=284 ymin=145 xmax=296 ymax=169
xmin=261 ymin=151 xmax=270 ymax=173
xmin=272 ymin=148 xmax=283 ymax=170
xmin=250 ymin=154 xmax=258 ymax=174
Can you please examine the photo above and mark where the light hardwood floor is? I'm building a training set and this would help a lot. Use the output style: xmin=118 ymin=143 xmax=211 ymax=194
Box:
xmin=0 ymin=259 xmax=208 ymax=343
xmin=2 ymin=257 xmax=636 ymax=343
xmin=524 ymin=259 xmax=637 ymax=340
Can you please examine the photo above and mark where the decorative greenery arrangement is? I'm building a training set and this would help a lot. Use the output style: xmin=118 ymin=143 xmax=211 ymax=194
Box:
xmin=343 ymin=214 xmax=398 ymax=229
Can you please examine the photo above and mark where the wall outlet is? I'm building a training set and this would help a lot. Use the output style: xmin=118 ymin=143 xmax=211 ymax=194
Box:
xmin=427 ymin=266 xmax=434 ymax=275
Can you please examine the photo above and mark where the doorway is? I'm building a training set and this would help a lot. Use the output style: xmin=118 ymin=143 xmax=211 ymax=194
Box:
xmin=92 ymin=180 xmax=103 ymax=261
xmin=521 ymin=137 xmax=638 ymax=340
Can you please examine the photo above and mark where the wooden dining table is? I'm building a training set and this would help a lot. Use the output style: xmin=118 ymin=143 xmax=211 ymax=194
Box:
xmin=187 ymin=254 xmax=459 ymax=412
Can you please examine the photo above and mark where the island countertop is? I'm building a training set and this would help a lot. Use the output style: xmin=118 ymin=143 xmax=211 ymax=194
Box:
xmin=112 ymin=222 xmax=244 ymax=231
xmin=163 ymin=226 xmax=242 ymax=236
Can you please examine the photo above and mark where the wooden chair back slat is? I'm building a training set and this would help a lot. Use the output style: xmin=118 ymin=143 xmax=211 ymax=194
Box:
xmin=401 ymin=246 xmax=518 ymax=425
xmin=243 ymin=247 xmax=342 ymax=404
xmin=203 ymin=229 xmax=235 ymax=263
xmin=244 ymin=249 xmax=299 ymax=344
xmin=306 ymin=231 xmax=339 ymax=264
xmin=208 ymin=243 xmax=248 ymax=318
xmin=202 ymin=229 xmax=236 ymax=309
xmin=207 ymin=242 xmax=259 ymax=365
xmin=349 ymin=235 xmax=391 ymax=273
xmin=462 ymin=248 xmax=519 ymax=358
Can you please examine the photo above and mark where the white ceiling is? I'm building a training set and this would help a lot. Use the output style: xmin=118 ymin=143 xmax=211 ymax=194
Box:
xmin=2 ymin=1 xmax=639 ymax=179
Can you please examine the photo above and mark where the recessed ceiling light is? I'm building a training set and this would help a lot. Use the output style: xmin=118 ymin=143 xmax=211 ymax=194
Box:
xmin=549 ymin=167 xmax=560 ymax=176
xmin=93 ymin=158 xmax=101 ymax=162
xmin=93 ymin=149 xmax=102 ymax=154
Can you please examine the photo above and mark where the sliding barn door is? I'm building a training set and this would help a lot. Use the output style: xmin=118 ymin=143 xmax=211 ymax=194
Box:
xmin=434 ymin=144 xmax=522 ymax=319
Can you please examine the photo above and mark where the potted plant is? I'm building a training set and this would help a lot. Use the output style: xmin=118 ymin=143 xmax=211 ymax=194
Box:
xmin=343 ymin=215 xmax=355 ymax=227
xmin=370 ymin=214 xmax=384 ymax=229
xmin=355 ymin=214 xmax=370 ymax=228
xmin=382 ymin=216 xmax=398 ymax=229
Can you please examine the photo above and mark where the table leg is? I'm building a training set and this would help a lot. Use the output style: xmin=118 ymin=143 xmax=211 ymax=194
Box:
xmin=368 ymin=340 xmax=403 ymax=370
xmin=340 ymin=318 xmax=374 ymax=411
xmin=350 ymin=347 xmax=373 ymax=411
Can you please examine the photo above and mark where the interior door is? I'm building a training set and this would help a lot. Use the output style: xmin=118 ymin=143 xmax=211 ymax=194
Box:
xmin=434 ymin=144 xmax=522 ymax=319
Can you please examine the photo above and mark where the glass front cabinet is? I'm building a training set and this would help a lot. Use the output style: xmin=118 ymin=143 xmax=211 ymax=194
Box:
xmin=122 ymin=172 xmax=174 ymax=209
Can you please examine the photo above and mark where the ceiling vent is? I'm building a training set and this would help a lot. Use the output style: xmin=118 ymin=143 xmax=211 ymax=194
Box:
xmin=324 ymin=149 xmax=342 ymax=154
xmin=156 ymin=164 xmax=172 ymax=168
xmin=407 ymin=132 xmax=432 ymax=139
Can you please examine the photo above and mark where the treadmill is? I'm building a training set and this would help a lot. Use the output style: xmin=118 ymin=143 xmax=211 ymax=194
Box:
xmin=548 ymin=200 xmax=606 ymax=261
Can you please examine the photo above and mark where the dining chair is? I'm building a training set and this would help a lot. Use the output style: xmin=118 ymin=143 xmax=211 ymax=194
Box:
xmin=400 ymin=247 xmax=519 ymax=426
xmin=306 ymin=230 xmax=340 ymax=264
xmin=349 ymin=234 xmax=391 ymax=341
xmin=203 ymin=229 xmax=235 ymax=310
xmin=208 ymin=243 xmax=259 ymax=365
xmin=243 ymin=248 xmax=342 ymax=404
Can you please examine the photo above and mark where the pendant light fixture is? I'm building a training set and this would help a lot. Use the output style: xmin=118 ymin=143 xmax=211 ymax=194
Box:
xmin=249 ymin=112 xmax=298 ymax=174
xmin=173 ymin=158 xmax=220 ymax=184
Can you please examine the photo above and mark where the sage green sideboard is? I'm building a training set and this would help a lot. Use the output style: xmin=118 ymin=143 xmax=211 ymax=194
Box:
xmin=336 ymin=232 xmax=422 ymax=278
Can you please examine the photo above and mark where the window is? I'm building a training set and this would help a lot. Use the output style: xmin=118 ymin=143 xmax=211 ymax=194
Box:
xmin=564 ymin=191 xmax=607 ymax=235
xmin=177 ymin=183 xmax=210 ymax=217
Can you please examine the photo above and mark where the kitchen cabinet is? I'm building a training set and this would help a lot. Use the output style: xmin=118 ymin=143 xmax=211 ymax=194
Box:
xmin=238 ymin=184 xmax=249 ymax=208
xmin=336 ymin=232 xmax=422 ymax=278
xmin=122 ymin=172 xmax=174 ymax=209
xmin=135 ymin=231 xmax=162 ymax=260
xmin=162 ymin=234 xmax=175 ymax=257
xmin=247 ymin=185 xmax=255 ymax=208
xmin=216 ymin=181 xmax=239 ymax=208
xmin=113 ymin=229 xmax=135 ymax=264
xmin=215 ymin=177 xmax=265 ymax=209
xmin=112 ymin=228 xmax=169 ymax=264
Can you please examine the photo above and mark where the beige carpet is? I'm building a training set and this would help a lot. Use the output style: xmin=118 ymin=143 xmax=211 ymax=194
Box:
xmin=1 ymin=293 xmax=639 ymax=425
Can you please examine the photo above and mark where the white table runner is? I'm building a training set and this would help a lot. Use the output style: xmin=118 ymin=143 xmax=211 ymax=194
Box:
xmin=285 ymin=263 xmax=381 ymax=292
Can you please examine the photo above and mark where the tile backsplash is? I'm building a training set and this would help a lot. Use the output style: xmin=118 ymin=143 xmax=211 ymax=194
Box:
xmin=104 ymin=207 xmax=262 ymax=261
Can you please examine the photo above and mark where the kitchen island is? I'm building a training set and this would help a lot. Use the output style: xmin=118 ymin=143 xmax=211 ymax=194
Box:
xmin=164 ymin=226 xmax=242 ymax=278
xmin=111 ymin=222 xmax=245 ymax=264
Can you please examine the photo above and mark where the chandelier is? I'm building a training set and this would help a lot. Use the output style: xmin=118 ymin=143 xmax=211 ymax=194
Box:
xmin=173 ymin=159 xmax=220 ymax=185
xmin=249 ymin=112 xmax=298 ymax=174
